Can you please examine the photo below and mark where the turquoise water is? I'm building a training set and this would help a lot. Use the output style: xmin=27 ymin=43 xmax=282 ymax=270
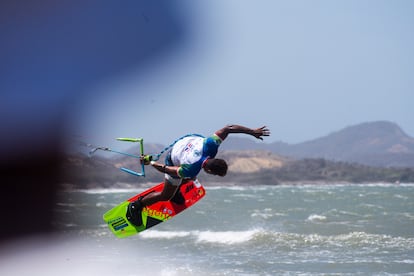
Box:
xmin=1 ymin=184 xmax=413 ymax=275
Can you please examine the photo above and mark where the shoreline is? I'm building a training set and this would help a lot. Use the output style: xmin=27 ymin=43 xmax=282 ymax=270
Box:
xmin=59 ymin=181 xmax=413 ymax=192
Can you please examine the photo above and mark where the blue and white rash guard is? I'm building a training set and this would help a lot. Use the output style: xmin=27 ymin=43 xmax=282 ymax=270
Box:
xmin=170 ymin=134 xmax=222 ymax=178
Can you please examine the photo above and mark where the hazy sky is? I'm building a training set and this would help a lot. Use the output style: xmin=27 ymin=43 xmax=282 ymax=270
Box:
xmin=68 ymin=1 xmax=413 ymax=149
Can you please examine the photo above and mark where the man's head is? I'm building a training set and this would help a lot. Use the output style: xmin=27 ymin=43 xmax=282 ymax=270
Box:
xmin=203 ymin=158 xmax=228 ymax=176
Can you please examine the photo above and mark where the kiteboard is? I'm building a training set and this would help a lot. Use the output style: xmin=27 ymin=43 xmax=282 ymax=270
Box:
xmin=103 ymin=179 xmax=205 ymax=238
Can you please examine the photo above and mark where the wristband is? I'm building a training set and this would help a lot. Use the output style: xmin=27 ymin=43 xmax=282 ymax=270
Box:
xmin=150 ymin=160 xmax=155 ymax=165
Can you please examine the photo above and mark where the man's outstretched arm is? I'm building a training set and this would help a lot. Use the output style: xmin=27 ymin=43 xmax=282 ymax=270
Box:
xmin=215 ymin=125 xmax=270 ymax=141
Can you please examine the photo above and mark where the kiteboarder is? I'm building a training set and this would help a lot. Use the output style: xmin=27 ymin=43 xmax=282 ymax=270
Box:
xmin=126 ymin=124 xmax=270 ymax=226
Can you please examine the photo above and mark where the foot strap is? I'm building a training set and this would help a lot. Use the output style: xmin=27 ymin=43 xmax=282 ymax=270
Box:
xmin=126 ymin=199 xmax=143 ymax=226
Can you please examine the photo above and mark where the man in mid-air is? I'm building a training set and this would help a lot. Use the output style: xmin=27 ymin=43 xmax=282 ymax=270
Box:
xmin=127 ymin=124 xmax=270 ymax=226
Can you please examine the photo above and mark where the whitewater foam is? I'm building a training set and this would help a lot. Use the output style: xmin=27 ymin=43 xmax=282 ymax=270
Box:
xmin=139 ymin=229 xmax=262 ymax=245
xmin=195 ymin=229 xmax=260 ymax=244
xmin=140 ymin=230 xmax=191 ymax=239
xmin=307 ymin=214 xmax=327 ymax=222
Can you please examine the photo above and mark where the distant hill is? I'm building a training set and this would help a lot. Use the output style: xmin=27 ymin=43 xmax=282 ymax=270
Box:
xmin=61 ymin=121 xmax=414 ymax=189
xmin=61 ymin=149 xmax=414 ymax=189
xmin=221 ymin=121 xmax=414 ymax=167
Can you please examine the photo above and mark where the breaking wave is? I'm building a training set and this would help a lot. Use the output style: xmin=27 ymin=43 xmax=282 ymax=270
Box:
xmin=138 ymin=228 xmax=414 ymax=250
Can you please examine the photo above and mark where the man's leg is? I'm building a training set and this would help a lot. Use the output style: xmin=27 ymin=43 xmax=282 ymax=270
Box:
xmin=126 ymin=177 xmax=180 ymax=226
xmin=140 ymin=180 xmax=178 ymax=206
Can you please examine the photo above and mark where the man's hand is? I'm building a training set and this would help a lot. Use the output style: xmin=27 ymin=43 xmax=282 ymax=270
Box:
xmin=252 ymin=126 xmax=270 ymax=140
xmin=140 ymin=155 xmax=152 ymax=165
xmin=215 ymin=124 xmax=271 ymax=141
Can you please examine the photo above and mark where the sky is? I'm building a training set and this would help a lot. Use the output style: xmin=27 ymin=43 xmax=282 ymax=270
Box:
xmin=69 ymin=0 xmax=414 ymax=149
xmin=2 ymin=1 xmax=413 ymax=155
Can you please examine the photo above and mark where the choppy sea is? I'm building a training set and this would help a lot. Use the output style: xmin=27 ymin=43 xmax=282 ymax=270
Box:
xmin=1 ymin=183 xmax=413 ymax=275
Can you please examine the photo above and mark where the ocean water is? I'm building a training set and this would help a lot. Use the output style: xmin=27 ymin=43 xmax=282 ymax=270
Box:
xmin=1 ymin=183 xmax=414 ymax=275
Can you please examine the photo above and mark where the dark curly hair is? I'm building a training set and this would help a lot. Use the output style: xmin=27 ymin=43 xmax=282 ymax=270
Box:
xmin=205 ymin=158 xmax=228 ymax=176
